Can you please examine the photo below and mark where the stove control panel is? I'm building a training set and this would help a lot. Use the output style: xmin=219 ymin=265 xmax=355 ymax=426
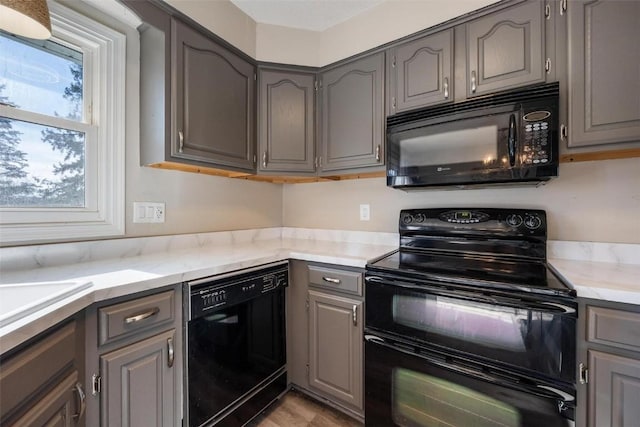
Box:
xmin=189 ymin=263 xmax=288 ymax=320
xmin=400 ymin=208 xmax=547 ymax=237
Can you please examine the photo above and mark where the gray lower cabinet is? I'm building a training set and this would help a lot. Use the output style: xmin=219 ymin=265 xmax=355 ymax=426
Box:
xmin=578 ymin=299 xmax=640 ymax=427
xmin=387 ymin=29 xmax=454 ymax=114
xmin=0 ymin=318 xmax=85 ymax=427
xmin=465 ymin=0 xmax=546 ymax=97
xmin=85 ymin=287 xmax=181 ymax=427
xmin=566 ymin=0 xmax=640 ymax=147
xmin=308 ymin=290 xmax=363 ymax=411
xmin=172 ymin=19 xmax=255 ymax=171
xmin=100 ymin=329 xmax=176 ymax=426
xmin=287 ymin=261 xmax=364 ymax=417
xmin=258 ymin=68 xmax=316 ymax=174
xmin=319 ymin=52 xmax=385 ymax=173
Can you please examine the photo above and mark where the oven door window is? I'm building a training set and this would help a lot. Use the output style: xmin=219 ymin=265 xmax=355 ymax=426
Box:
xmin=393 ymin=368 xmax=520 ymax=427
xmin=365 ymin=281 xmax=575 ymax=382
xmin=188 ymin=290 xmax=285 ymax=427
xmin=365 ymin=340 xmax=574 ymax=427
xmin=388 ymin=114 xmax=513 ymax=177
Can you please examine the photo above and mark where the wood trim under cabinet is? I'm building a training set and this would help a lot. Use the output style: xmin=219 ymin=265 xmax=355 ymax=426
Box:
xmin=559 ymin=148 xmax=640 ymax=163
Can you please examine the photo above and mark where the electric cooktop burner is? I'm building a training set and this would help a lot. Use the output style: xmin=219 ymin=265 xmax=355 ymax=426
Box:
xmin=366 ymin=208 xmax=575 ymax=298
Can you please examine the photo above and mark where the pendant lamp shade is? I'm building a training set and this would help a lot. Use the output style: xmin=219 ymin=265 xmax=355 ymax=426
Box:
xmin=0 ymin=0 xmax=52 ymax=39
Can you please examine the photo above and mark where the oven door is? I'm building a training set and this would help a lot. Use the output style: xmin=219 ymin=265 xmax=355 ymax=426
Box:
xmin=187 ymin=289 xmax=286 ymax=427
xmin=365 ymin=335 xmax=575 ymax=427
xmin=365 ymin=275 xmax=576 ymax=382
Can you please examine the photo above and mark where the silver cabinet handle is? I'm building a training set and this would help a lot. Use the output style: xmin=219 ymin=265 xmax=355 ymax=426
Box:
xmin=72 ymin=383 xmax=86 ymax=421
xmin=322 ymin=276 xmax=341 ymax=284
xmin=561 ymin=124 xmax=568 ymax=141
xmin=579 ymin=363 xmax=588 ymax=384
xmin=443 ymin=77 xmax=449 ymax=99
xmin=471 ymin=71 xmax=477 ymax=93
xmin=178 ymin=130 xmax=184 ymax=153
xmin=167 ymin=337 xmax=175 ymax=368
xmin=375 ymin=145 xmax=381 ymax=162
xmin=262 ymin=151 xmax=267 ymax=168
xmin=124 ymin=307 xmax=159 ymax=324
xmin=352 ymin=305 xmax=357 ymax=326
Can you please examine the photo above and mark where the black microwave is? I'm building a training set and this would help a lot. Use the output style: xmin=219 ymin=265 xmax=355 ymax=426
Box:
xmin=386 ymin=83 xmax=559 ymax=189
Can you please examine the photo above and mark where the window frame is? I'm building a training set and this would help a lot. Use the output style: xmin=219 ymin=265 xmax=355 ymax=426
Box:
xmin=0 ymin=1 xmax=126 ymax=244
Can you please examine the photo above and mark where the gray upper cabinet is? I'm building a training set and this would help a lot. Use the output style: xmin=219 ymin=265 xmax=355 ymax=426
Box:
xmin=320 ymin=52 xmax=385 ymax=173
xmin=172 ymin=19 xmax=255 ymax=171
xmin=567 ymin=0 xmax=640 ymax=147
xmin=258 ymin=69 xmax=316 ymax=174
xmin=466 ymin=0 xmax=546 ymax=97
xmin=388 ymin=29 xmax=454 ymax=115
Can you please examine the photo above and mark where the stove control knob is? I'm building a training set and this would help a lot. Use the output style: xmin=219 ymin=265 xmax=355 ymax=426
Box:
xmin=524 ymin=214 xmax=542 ymax=230
xmin=506 ymin=214 xmax=523 ymax=227
xmin=402 ymin=214 xmax=414 ymax=225
xmin=414 ymin=213 xmax=426 ymax=223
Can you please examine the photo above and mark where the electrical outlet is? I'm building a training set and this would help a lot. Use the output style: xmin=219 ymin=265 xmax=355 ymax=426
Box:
xmin=133 ymin=202 xmax=165 ymax=223
xmin=359 ymin=204 xmax=370 ymax=221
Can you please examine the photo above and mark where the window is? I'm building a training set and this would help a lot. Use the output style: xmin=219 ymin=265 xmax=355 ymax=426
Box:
xmin=0 ymin=1 xmax=125 ymax=244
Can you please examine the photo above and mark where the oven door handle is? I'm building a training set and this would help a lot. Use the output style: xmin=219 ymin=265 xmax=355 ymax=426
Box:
xmin=365 ymin=275 xmax=575 ymax=314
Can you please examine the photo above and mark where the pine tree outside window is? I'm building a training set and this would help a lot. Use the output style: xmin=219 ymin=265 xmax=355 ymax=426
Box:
xmin=0 ymin=2 xmax=125 ymax=245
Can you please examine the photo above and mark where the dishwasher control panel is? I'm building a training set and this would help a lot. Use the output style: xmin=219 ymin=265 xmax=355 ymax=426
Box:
xmin=189 ymin=263 xmax=288 ymax=319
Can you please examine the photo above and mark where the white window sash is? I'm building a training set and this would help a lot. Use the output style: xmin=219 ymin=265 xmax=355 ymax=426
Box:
xmin=0 ymin=1 xmax=126 ymax=244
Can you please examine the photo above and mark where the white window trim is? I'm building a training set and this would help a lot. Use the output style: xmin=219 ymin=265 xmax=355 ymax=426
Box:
xmin=0 ymin=1 xmax=126 ymax=244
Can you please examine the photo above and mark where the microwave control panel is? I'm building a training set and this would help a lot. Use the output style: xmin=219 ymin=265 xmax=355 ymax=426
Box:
xmin=522 ymin=110 xmax=551 ymax=166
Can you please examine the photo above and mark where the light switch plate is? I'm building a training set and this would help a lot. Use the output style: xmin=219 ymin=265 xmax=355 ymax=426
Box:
xmin=359 ymin=204 xmax=370 ymax=221
xmin=133 ymin=202 xmax=165 ymax=223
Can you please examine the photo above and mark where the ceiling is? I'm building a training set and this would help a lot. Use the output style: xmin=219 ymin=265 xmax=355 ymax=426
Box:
xmin=230 ymin=0 xmax=386 ymax=31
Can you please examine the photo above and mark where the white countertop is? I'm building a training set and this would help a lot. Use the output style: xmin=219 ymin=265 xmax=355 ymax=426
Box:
xmin=1 ymin=229 xmax=638 ymax=354
xmin=0 ymin=229 xmax=397 ymax=353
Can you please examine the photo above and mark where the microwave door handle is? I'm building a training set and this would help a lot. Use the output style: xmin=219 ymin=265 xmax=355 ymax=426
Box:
xmin=508 ymin=113 xmax=517 ymax=167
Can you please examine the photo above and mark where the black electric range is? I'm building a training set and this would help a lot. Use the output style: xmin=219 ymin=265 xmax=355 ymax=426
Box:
xmin=363 ymin=208 xmax=577 ymax=427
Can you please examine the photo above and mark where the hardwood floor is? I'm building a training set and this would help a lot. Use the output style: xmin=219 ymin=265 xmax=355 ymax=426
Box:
xmin=250 ymin=390 xmax=363 ymax=427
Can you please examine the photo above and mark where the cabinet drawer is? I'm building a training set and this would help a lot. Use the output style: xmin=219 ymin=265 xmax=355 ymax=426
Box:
xmin=0 ymin=321 xmax=76 ymax=419
xmin=99 ymin=290 xmax=175 ymax=346
xmin=308 ymin=265 xmax=362 ymax=296
xmin=587 ymin=305 xmax=640 ymax=352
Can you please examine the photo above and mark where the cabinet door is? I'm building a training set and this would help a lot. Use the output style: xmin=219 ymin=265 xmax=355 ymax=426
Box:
xmin=466 ymin=0 xmax=546 ymax=97
xmin=389 ymin=29 xmax=453 ymax=114
xmin=320 ymin=52 xmax=385 ymax=173
xmin=308 ymin=290 xmax=363 ymax=411
xmin=7 ymin=371 xmax=81 ymax=427
xmin=258 ymin=70 xmax=316 ymax=174
xmin=567 ymin=0 xmax=640 ymax=147
xmin=101 ymin=329 xmax=176 ymax=427
xmin=589 ymin=350 xmax=640 ymax=427
xmin=172 ymin=19 xmax=255 ymax=171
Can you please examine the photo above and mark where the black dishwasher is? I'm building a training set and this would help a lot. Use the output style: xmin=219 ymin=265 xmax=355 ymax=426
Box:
xmin=185 ymin=262 xmax=288 ymax=427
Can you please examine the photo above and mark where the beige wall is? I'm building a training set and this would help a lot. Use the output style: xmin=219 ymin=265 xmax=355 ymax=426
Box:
xmin=283 ymin=158 xmax=640 ymax=243
xmin=318 ymin=0 xmax=498 ymax=66
xmin=164 ymin=0 xmax=257 ymax=57
xmin=163 ymin=0 xmax=498 ymax=67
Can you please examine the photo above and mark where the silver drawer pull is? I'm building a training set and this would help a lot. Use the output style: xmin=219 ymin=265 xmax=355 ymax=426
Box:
xmin=72 ymin=383 xmax=86 ymax=420
xmin=167 ymin=337 xmax=175 ymax=368
xmin=124 ymin=307 xmax=159 ymax=324
xmin=178 ymin=130 xmax=184 ymax=153
xmin=443 ymin=77 xmax=449 ymax=99
xmin=375 ymin=144 xmax=381 ymax=162
xmin=471 ymin=70 xmax=477 ymax=93
xmin=322 ymin=276 xmax=341 ymax=285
